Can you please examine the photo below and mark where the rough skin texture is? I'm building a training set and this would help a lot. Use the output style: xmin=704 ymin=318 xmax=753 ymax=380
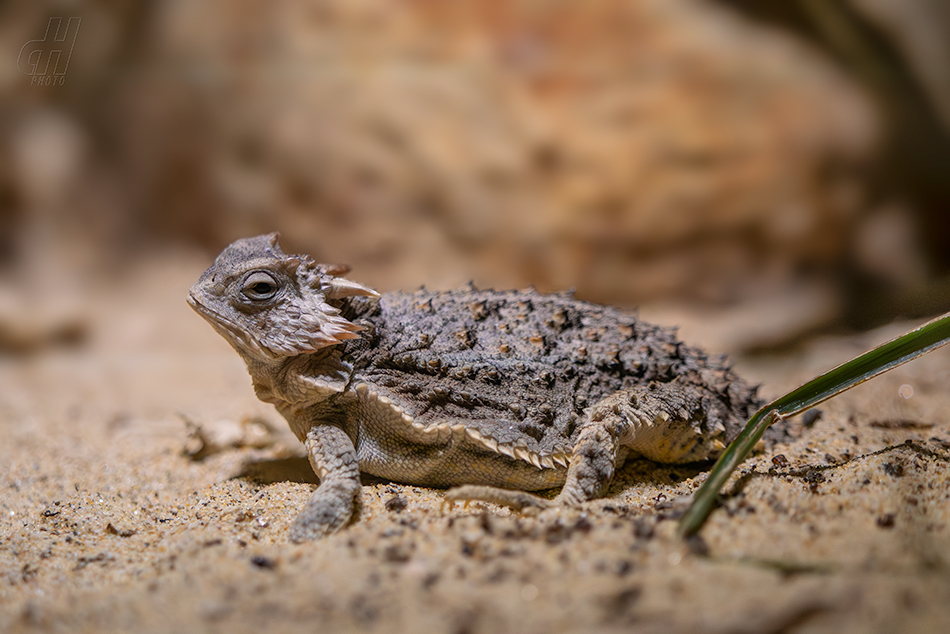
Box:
xmin=189 ymin=234 xmax=767 ymax=541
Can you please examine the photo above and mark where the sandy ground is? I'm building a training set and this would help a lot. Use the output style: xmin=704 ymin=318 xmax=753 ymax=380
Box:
xmin=2 ymin=251 xmax=950 ymax=634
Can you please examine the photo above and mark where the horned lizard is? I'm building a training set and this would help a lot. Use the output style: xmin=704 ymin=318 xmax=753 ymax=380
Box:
xmin=189 ymin=234 xmax=769 ymax=541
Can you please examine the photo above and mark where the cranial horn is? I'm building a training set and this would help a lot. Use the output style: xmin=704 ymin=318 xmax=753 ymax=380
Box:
xmin=325 ymin=277 xmax=380 ymax=300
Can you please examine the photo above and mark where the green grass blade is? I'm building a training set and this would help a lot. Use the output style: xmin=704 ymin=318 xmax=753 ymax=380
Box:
xmin=679 ymin=311 xmax=950 ymax=538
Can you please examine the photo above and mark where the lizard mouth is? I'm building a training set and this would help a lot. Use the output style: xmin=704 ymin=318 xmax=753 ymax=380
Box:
xmin=188 ymin=292 xmax=274 ymax=359
xmin=187 ymin=291 xmax=216 ymax=318
xmin=187 ymin=292 xmax=237 ymax=333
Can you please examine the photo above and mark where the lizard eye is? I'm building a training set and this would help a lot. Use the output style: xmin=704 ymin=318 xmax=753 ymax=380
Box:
xmin=242 ymin=272 xmax=279 ymax=300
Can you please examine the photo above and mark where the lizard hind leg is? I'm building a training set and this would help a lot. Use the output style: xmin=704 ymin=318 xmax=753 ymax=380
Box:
xmin=441 ymin=400 xmax=624 ymax=511
xmin=554 ymin=383 xmax=716 ymax=507
xmin=444 ymin=382 xmax=723 ymax=512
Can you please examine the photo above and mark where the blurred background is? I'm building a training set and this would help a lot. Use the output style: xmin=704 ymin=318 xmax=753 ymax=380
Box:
xmin=1 ymin=0 xmax=949 ymax=355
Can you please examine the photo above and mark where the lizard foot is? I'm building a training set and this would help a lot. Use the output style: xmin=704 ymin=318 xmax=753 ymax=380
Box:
xmin=443 ymin=485 xmax=556 ymax=512
xmin=288 ymin=479 xmax=360 ymax=542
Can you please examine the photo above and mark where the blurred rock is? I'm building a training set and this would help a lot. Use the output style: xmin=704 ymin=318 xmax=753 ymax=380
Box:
xmin=853 ymin=205 xmax=926 ymax=287
xmin=853 ymin=0 xmax=950 ymax=132
xmin=714 ymin=0 xmax=950 ymax=326
xmin=115 ymin=0 xmax=876 ymax=311
xmin=0 ymin=0 xmax=903 ymax=349
xmin=0 ymin=286 xmax=87 ymax=354
xmin=640 ymin=282 xmax=842 ymax=353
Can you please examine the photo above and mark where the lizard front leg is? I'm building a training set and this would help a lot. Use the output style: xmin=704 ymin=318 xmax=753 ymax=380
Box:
xmin=445 ymin=382 xmax=724 ymax=509
xmin=289 ymin=424 xmax=361 ymax=542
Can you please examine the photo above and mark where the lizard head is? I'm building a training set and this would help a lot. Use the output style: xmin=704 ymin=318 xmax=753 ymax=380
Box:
xmin=188 ymin=233 xmax=379 ymax=364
